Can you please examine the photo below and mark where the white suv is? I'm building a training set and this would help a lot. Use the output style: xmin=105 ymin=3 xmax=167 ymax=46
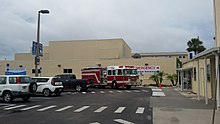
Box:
xmin=32 ymin=77 xmax=63 ymax=97
xmin=0 ymin=75 xmax=37 ymax=103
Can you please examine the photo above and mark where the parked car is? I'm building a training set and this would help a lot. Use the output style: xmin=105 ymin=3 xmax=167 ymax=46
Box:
xmin=31 ymin=77 xmax=63 ymax=97
xmin=54 ymin=74 xmax=90 ymax=92
xmin=0 ymin=75 xmax=37 ymax=103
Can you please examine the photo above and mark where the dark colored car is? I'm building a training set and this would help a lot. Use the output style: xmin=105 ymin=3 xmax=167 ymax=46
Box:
xmin=54 ymin=74 xmax=90 ymax=92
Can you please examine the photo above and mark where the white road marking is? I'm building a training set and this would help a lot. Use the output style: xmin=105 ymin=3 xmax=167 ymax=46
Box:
xmin=142 ymin=90 xmax=148 ymax=92
xmin=72 ymin=92 xmax=79 ymax=95
xmin=0 ymin=103 xmax=15 ymax=106
xmin=37 ymin=105 xmax=57 ymax=112
xmin=136 ymin=107 xmax=145 ymax=114
xmin=151 ymin=88 xmax=162 ymax=92
xmin=152 ymin=92 xmax=166 ymax=96
xmin=4 ymin=105 xmax=26 ymax=110
xmin=91 ymin=91 xmax=96 ymax=94
xmin=100 ymin=91 xmax=105 ymax=94
xmin=109 ymin=91 xmax=113 ymax=93
xmin=117 ymin=90 xmax=122 ymax=93
xmin=74 ymin=106 xmax=90 ymax=112
xmin=126 ymin=90 xmax=131 ymax=93
xmin=20 ymin=105 xmax=41 ymax=111
xmin=89 ymin=122 xmax=101 ymax=124
xmin=94 ymin=106 xmax=107 ymax=113
xmin=114 ymin=107 xmax=125 ymax=113
xmin=114 ymin=119 xmax=134 ymax=124
xmin=55 ymin=106 xmax=73 ymax=112
xmin=1 ymin=104 xmax=16 ymax=108
xmin=82 ymin=92 xmax=86 ymax=94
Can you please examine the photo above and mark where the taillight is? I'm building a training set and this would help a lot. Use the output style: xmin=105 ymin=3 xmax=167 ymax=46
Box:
xmin=51 ymin=78 xmax=55 ymax=86
xmin=16 ymin=77 xmax=21 ymax=84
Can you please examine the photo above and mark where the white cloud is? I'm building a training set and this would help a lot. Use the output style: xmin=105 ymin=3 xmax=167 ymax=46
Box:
xmin=0 ymin=0 xmax=214 ymax=59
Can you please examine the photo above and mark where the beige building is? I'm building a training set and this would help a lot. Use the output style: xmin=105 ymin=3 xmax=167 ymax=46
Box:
xmin=181 ymin=0 xmax=220 ymax=109
xmin=0 ymin=38 xmax=186 ymax=85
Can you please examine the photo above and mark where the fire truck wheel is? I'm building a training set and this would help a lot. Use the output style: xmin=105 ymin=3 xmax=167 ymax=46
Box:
xmin=112 ymin=81 xmax=118 ymax=89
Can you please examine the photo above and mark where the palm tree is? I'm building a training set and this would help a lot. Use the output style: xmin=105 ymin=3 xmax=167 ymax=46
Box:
xmin=166 ymin=74 xmax=178 ymax=86
xmin=157 ymin=71 xmax=165 ymax=85
xmin=149 ymin=74 xmax=159 ymax=86
xmin=186 ymin=37 xmax=206 ymax=55
xmin=149 ymin=71 xmax=165 ymax=87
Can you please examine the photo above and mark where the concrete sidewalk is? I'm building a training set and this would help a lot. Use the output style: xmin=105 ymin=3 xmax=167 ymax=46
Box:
xmin=150 ymin=87 xmax=220 ymax=124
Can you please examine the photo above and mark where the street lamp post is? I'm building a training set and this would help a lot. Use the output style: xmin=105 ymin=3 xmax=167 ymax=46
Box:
xmin=35 ymin=10 xmax=49 ymax=77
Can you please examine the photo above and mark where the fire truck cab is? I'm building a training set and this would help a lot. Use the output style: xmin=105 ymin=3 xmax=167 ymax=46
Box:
xmin=81 ymin=65 xmax=141 ymax=89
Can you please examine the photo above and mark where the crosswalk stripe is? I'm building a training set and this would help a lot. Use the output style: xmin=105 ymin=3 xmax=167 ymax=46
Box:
xmin=117 ymin=91 xmax=122 ymax=93
xmin=114 ymin=119 xmax=134 ymax=124
xmin=100 ymin=91 xmax=105 ymax=94
xmin=152 ymin=88 xmax=162 ymax=92
xmin=37 ymin=105 xmax=57 ymax=112
xmin=91 ymin=91 xmax=96 ymax=94
xmin=126 ymin=90 xmax=131 ymax=93
xmin=4 ymin=105 xmax=26 ymax=110
xmin=1 ymin=104 xmax=16 ymax=108
xmin=74 ymin=106 xmax=90 ymax=112
xmin=152 ymin=92 xmax=166 ymax=96
xmin=114 ymin=107 xmax=125 ymax=113
xmin=20 ymin=105 xmax=41 ymax=111
xmin=136 ymin=107 xmax=145 ymax=114
xmin=94 ymin=106 xmax=108 ymax=113
xmin=89 ymin=122 xmax=101 ymax=124
xmin=55 ymin=106 xmax=73 ymax=112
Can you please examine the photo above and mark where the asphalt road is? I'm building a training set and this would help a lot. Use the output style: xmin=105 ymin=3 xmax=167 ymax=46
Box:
xmin=0 ymin=87 xmax=152 ymax=124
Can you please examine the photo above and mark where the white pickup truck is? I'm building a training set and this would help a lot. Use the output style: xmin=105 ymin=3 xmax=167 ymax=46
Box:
xmin=0 ymin=75 xmax=37 ymax=103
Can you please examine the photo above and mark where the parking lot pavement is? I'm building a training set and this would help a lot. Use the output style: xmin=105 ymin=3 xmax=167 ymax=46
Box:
xmin=150 ymin=87 xmax=220 ymax=124
xmin=0 ymin=87 xmax=152 ymax=124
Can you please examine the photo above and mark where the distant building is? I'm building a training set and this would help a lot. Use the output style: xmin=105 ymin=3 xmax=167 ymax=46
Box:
xmin=0 ymin=38 xmax=187 ymax=85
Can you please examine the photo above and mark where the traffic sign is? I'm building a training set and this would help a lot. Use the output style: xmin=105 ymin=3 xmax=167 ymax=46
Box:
xmin=32 ymin=41 xmax=43 ymax=56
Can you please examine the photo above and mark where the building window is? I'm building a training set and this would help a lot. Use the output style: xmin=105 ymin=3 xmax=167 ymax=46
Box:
xmin=63 ymin=69 xmax=72 ymax=73
xmin=179 ymin=56 xmax=182 ymax=58
xmin=183 ymin=56 xmax=186 ymax=58
xmin=193 ymin=67 xmax=196 ymax=81
xmin=32 ymin=69 xmax=41 ymax=74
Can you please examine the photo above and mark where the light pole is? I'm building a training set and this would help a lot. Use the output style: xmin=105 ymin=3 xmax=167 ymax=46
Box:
xmin=35 ymin=10 xmax=49 ymax=77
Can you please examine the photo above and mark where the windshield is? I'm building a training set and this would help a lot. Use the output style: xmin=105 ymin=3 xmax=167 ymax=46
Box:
xmin=123 ymin=69 xmax=138 ymax=75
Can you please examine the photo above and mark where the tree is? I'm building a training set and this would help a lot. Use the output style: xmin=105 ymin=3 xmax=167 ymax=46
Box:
xmin=186 ymin=37 xmax=206 ymax=55
xmin=166 ymin=74 xmax=178 ymax=86
xmin=149 ymin=71 xmax=165 ymax=87
xmin=149 ymin=74 xmax=160 ymax=86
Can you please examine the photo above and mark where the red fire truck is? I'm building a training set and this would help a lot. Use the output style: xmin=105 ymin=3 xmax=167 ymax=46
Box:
xmin=81 ymin=65 xmax=141 ymax=89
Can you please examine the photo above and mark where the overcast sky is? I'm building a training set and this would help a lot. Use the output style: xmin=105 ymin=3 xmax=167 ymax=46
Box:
xmin=0 ymin=0 xmax=214 ymax=60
